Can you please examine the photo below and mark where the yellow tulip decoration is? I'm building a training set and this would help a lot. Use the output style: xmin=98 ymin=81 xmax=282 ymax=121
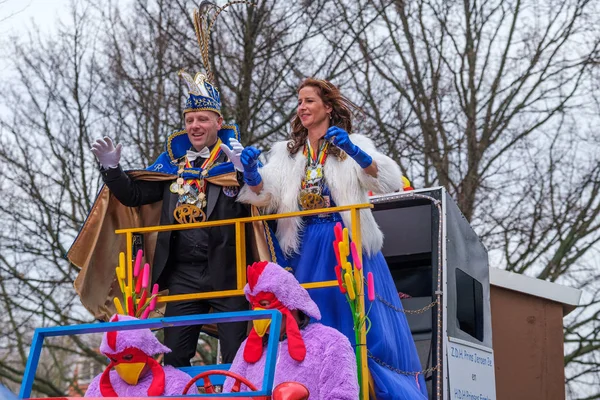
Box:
xmin=332 ymin=222 xmax=375 ymax=392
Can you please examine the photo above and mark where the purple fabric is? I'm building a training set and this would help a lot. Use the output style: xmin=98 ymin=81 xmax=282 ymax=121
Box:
xmin=224 ymin=323 xmax=358 ymax=399
xmin=84 ymin=366 xmax=198 ymax=396
xmin=99 ymin=315 xmax=171 ymax=356
xmin=245 ymin=262 xmax=321 ymax=320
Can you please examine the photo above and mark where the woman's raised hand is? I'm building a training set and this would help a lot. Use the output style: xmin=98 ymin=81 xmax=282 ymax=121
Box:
xmin=324 ymin=127 xmax=372 ymax=169
xmin=324 ymin=126 xmax=359 ymax=156
xmin=241 ymin=146 xmax=262 ymax=186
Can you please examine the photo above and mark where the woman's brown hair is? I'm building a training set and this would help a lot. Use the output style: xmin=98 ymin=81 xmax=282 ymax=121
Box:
xmin=287 ymin=78 xmax=362 ymax=157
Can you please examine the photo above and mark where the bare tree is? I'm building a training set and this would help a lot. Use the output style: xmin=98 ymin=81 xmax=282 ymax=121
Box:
xmin=0 ymin=3 xmax=108 ymax=394
xmin=336 ymin=0 xmax=600 ymax=397
xmin=209 ymin=0 xmax=355 ymax=146
xmin=0 ymin=0 xmax=32 ymax=25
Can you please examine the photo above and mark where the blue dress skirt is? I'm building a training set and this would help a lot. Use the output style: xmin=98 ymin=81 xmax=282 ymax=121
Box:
xmin=288 ymin=212 xmax=428 ymax=400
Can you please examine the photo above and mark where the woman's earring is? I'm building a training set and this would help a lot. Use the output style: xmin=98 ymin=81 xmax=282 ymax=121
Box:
xmin=329 ymin=113 xmax=332 ymax=120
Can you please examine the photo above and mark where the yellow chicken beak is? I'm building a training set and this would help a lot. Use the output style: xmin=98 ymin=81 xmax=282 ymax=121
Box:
xmin=252 ymin=308 xmax=271 ymax=337
xmin=115 ymin=362 xmax=146 ymax=385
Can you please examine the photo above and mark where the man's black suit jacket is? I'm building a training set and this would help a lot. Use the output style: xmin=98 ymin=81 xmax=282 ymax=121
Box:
xmin=100 ymin=155 xmax=251 ymax=291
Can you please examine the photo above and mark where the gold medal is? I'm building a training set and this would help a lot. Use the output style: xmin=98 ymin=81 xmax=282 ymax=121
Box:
xmin=298 ymin=190 xmax=325 ymax=210
xmin=170 ymin=182 xmax=180 ymax=193
xmin=173 ymin=204 xmax=206 ymax=224
xmin=177 ymin=177 xmax=184 ymax=185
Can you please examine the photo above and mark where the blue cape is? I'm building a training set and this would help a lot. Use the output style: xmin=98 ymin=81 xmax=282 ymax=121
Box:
xmin=146 ymin=124 xmax=240 ymax=178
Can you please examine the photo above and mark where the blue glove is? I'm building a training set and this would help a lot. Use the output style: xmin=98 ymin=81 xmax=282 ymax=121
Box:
xmin=241 ymin=146 xmax=262 ymax=186
xmin=324 ymin=126 xmax=372 ymax=168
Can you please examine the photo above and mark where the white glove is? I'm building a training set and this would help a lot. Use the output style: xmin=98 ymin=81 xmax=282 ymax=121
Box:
xmin=220 ymin=138 xmax=244 ymax=172
xmin=91 ymin=137 xmax=122 ymax=169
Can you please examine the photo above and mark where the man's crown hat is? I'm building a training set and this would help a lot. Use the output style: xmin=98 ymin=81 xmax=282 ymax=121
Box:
xmin=180 ymin=70 xmax=222 ymax=116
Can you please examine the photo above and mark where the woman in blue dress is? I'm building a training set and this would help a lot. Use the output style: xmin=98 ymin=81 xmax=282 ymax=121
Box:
xmin=235 ymin=78 xmax=427 ymax=399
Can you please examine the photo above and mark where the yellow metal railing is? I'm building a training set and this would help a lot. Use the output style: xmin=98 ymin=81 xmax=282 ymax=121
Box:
xmin=115 ymin=203 xmax=372 ymax=400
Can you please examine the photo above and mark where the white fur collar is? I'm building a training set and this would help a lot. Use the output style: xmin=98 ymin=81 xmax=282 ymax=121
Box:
xmin=237 ymin=134 xmax=403 ymax=257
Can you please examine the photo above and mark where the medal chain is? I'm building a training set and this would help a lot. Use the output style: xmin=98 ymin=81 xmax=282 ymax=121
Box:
xmin=302 ymin=140 xmax=328 ymax=190
xmin=171 ymin=138 xmax=223 ymax=210
xmin=299 ymin=140 xmax=329 ymax=210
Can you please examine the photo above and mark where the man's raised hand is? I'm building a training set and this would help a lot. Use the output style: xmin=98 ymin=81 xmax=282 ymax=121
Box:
xmin=91 ymin=137 xmax=122 ymax=169
xmin=220 ymin=138 xmax=245 ymax=172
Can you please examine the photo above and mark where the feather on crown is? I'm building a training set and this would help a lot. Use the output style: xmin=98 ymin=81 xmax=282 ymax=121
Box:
xmin=182 ymin=1 xmax=255 ymax=116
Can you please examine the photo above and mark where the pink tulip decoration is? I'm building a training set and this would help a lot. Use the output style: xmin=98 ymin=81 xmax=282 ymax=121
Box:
xmin=135 ymin=262 xmax=150 ymax=295
xmin=140 ymin=284 xmax=160 ymax=319
xmin=133 ymin=250 xmax=145 ymax=294
xmin=334 ymin=222 xmax=343 ymax=242
xmin=149 ymin=284 xmax=159 ymax=310
xmin=141 ymin=263 xmax=150 ymax=289
xmin=350 ymin=242 xmax=362 ymax=270
xmin=367 ymin=272 xmax=375 ymax=302
xmin=133 ymin=249 xmax=143 ymax=277
xmin=140 ymin=303 xmax=152 ymax=320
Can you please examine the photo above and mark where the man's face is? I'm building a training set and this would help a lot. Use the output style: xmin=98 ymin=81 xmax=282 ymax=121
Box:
xmin=184 ymin=110 xmax=223 ymax=150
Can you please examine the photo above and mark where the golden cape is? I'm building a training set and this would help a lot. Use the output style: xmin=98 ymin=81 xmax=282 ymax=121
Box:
xmin=67 ymin=170 xmax=273 ymax=320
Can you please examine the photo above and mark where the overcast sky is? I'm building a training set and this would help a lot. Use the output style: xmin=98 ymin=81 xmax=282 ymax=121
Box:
xmin=0 ymin=0 xmax=70 ymax=69
xmin=0 ymin=0 xmax=70 ymax=34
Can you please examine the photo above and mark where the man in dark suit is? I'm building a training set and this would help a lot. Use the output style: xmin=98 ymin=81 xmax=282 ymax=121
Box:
xmin=91 ymin=72 xmax=250 ymax=367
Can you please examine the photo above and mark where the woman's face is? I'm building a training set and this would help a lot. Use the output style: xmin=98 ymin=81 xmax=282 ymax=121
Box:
xmin=297 ymin=86 xmax=332 ymax=131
